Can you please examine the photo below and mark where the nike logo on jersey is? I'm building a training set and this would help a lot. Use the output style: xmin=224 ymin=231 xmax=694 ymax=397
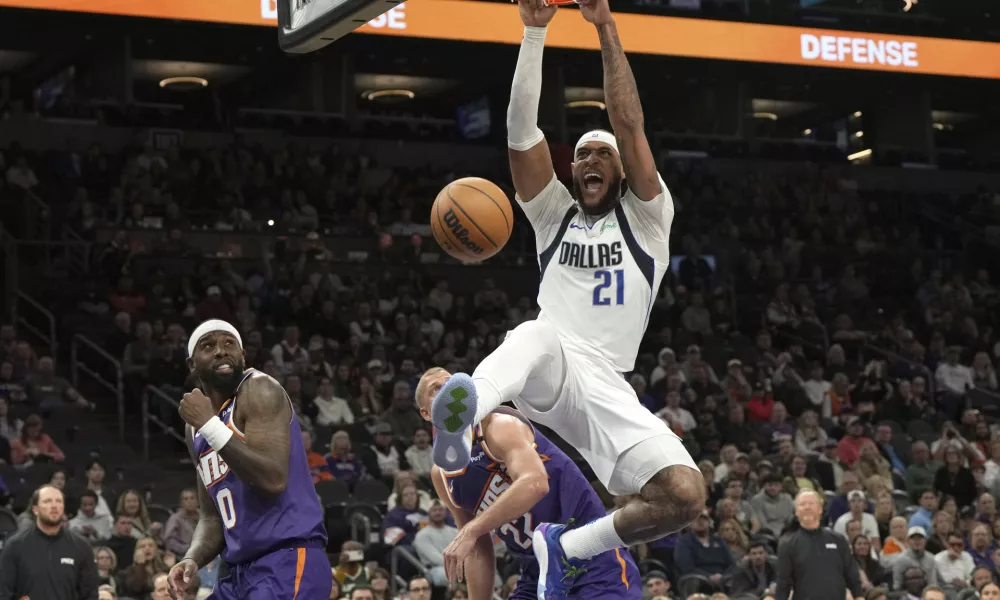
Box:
xmin=568 ymin=224 xmax=587 ymax=231
xmin=558 ymin=241 xmax=623 ymax=269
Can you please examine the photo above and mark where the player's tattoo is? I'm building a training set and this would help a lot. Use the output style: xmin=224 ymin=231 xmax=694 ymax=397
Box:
xmin=215 ymin=375 xmax=292 ymax=495
xmin=184 ymin=428 xmax=226 ymax=568
xmin=596 ymin=21 xmax=643 ymax=133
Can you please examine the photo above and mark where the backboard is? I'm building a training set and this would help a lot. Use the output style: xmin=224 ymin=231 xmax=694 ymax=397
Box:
xmin=277 ymin=0 xmax=401 ymax=54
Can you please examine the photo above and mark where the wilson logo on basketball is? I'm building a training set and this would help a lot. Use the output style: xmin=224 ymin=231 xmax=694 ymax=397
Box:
xmin=443 ymin=208 xmax=484 ymax=255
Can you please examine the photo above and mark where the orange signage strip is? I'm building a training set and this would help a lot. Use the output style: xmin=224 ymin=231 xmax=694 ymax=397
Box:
xmin=3 ymin=0 xmax=1000 ymax=79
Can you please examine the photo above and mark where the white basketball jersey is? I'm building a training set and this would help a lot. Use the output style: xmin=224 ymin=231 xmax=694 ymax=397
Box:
xmin=516 ymin=175 xmax=675 ymax=372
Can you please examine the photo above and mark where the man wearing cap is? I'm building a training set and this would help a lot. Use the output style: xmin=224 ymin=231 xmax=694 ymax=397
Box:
xmin=838 ymin=418 xmax=874 ymax=468
xmin=834 ymin=490 xmax=882 ymax=547
xmin=643 ymin=570 xmax=670 ymax=598
xmin=674 ymin=509 xmax=736 ymax=585
xmin=891 ymin=526 xmax=940 ymax=590
xmin=777 ymin=491 xmax=863 ymax=600
xmin=168 ymin=319 xmax=332 ymax=599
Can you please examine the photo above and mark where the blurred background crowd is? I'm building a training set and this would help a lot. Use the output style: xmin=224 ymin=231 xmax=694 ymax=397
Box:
xmin=2 ymin=0 xmax=1000 ymax=599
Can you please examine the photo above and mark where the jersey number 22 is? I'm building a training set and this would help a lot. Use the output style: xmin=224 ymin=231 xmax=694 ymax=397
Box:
xmin=593 ymin=269 xmax=625 ymax=306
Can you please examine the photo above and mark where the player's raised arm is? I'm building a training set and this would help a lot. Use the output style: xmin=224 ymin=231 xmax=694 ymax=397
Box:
xmin=507 ymin=0 xmax=558 ymax=203
xmin=431 ymin=466 xmax=496 ymax=600
xmin=179 ymin=374 xmax=292 ymax=496
xmin=169 ymin=427 xmax=225 ymax=596
xmin=579 ymin=0 xmax=660 ymax=202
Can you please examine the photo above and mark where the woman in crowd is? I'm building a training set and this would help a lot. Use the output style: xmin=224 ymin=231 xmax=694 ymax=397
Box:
xmin=10 ymin=414 xmax=64 ymax=465
xmin=118 ymin=536 xmax=168 ymax=598
xmin=115 ymin=489 xmax=160 ymax=540
xmin=783 ymin=454 xmax=824 ymax=499
xmin=387 ymin=471 xmax=433 ymax=512
xmin=880 ymin=516 xmax=909 ymax=568
xmin=935 ymin=446 xmax=977 ymax=508
xmin=794 ymin=410 xmax=828 ymax=457
xmin=718 ymin=517 xmax=749 ymax=560
xmin=94 ymin=546 xmax=119 ymax=594
xmin=855 ymin=441 xmax=893 ymax=491
xmin=381 ymin=484 xmax=428 ymax=548
xmin=370 ymin=568 xmax=392 ymax=600
xmin=982 ymin=582 xmax=1000 ymax=600
xmin=852 ymin=535 xmax=888 ymax=589
xmin=326 ymin=430 xmax=366 ymax=490
xmin=873 ymin=491 xmax=896 ymax=543
xmin=699 ymin=460 xmax=721 ymax=507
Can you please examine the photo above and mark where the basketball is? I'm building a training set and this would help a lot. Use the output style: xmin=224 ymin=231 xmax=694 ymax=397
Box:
xmin=430 ymin=177 xmax=513 ymax=262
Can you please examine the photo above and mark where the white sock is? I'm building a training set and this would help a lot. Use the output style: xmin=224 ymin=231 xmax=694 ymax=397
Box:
xmin=472 ymin=377 xmax=504 ymax=424
xmin=559 ymin=512 xmax=626 ymax=560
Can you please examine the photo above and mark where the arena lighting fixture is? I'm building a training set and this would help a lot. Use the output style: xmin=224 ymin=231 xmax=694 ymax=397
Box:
xmin=856 ymin=131 xmax=864 ymax=137
xmin=848 ymin=148 xmax=872 ymax=161
xmin=362 ymin=89 xmax=415 ymax=101
xmin=159 ymin=76 xmax=208 ymax=90
xmin=853 ymin=111 xmax=863 ymax=118
xmin=566 ymin=100 xmax=606 ymax=110
xmin=753 ymin=112 xmax=778 ymax=121
xmin=803 ymin=128 xmax=813 ymax=135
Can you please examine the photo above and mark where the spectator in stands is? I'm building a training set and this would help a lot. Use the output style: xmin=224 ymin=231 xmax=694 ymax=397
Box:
xmin=0 ymin=396 xmax=23 ymax=441
xmin=369 ymin=568 xmax=391 ymax=600
xmin=657 ymin=390 xmax=696 ymax=434
xmin=838 ymin=418 xmax=873 ymax=468
xmin=94 ymin=546 xmax=119 ymax=593
xmin=794 ymin=410 xmax=828 ymax=458
xmin=313 ymin=377 xmax=354 ymax=427
xmin=119 ymin=536 xmax=168 ymax=598
xmin=853 ymin=535 xmax=889 ymax=590
xmin=407 ymin=576 xmax=432 ymax=600
xmin=271 ymin=325 xmax=307 ymax=376
xmin=162 ymin=489 xmax=198 ymax=556
xmin=934 ymin=446 xmax=977 ymax=509
xmin=856 ymin=441 xmax=894 ymax=492
xmin=115 ymin=489 xmax=160 ymax=540
xmin=935 ymin=532 xmax=975 ymax=588
xmin=892 ymin=527 xmax=939 ymax=590
xmin=24 ymin=357 xmax=91 ymax=411
xmin=909 ymin=490 xmax=940 ymax=533
xmin=926 ymin=511 xmax=954 ymax=556
xmin=882 ymin=517 xmax=910 ymax=567
xmin=326 ymin=430 xmax=365 ymax=490
xmin=10 ymin=414 xmax=65 ymax=466
xmin=905 ymin=444 xmax=941 ymax=501
xmin=381 ymin=484 xmax=427 ymax=548
xmin=827 ymin=472 xmax=864 ymax=526
xmin=84 ymin=459 xmax=113 ymax=516
xmin=334 ymin=541 xmax=371 ymax=594
xmin=717 ymin=517 xmax=749 ymax=560
xmin=0 ymin=361 xmax=27 ymax=405
xmin=405 ymin=429 xmax=433 ymax=477
xmin=717 ymin=477 xmax=761 ymax=534
xmin=751 ymin=473 xmax=795 ymax=536
xmin=730 ymin=539 xmax=777 ymax=595
xmin=674 ymin=510 xmax=735 ymax=587
xmin=388 ymin=471 xmax=433 ymax=512
xmin=349 ymin=585 xmax=372 ymax=600
xmin=815 ymin=438 xmax=847 ymax=492
xmin=413 ymin=500 xmax=457 ymax=587
xmin=936 ymin=347 xmax=974 ymax=417
xmin=835 ymin=491 xmax=881 ymax=546
xmin=714 ymin=445 xmax=739 ymax=483
xmin=69 ymin=490 xmax=114 ymax=542
xmin=301 ymin=428 xmax=332 ymax=484
xmin=365 ymin=421 xmax=408 ymax=481
xmin=381 ymin=381 xmax=424 ymax=443
xmin=967 ymin=523 xmax=995 ymax=569
xmin=783 ymin=454 xmax=823 ymax=500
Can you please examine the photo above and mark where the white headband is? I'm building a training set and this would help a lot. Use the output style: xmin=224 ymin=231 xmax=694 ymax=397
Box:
xmin=188 ymin=320 xmax=243 ymax=358
xmin=575 ymin=130 xmax=619 ymax=156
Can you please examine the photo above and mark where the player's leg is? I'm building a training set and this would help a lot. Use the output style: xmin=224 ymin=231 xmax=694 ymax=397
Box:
xmin=568 ymin=550 xmax=643 ymax=600
xmin=241 ymin=546 xmax=333 ymax=600
xmin=202 ymin=568 xmax=240 ymax=600
xmin=430 ymin=319 xmax=564 ymax=470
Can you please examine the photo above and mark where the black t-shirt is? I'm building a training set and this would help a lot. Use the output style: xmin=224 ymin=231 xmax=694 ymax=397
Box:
xmin=777 ymin=526 xmax=863 ymax=600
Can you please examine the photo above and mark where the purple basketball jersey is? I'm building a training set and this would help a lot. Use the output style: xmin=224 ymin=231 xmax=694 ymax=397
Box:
xmin=192 ymin=370 xmax=327 ymax=564
xmin=441 ymin=408 xmax=610 ymax=559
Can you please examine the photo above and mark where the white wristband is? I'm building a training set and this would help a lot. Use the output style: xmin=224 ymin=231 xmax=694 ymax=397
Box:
xmin=199 ymin=416 xmax=234 ymax=451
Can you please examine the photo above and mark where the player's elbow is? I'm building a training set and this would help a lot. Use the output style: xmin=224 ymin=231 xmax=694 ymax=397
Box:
xmin=525 ymin=473 xmax=550 ymax=500
xmin=261 ymin=475 xmax=288 ymax=496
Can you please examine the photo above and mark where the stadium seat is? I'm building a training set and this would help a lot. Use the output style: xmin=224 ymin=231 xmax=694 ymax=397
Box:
xmin=892 ymin=489 xmax=913 ymax=513
xmin=315 ymin=480 xmax=350 ymax=508
xmin=637 ymin=558 xmax=669 ymax=577
xmin=677 ymin=573 xmax=716 ymax=597
xmin=147 ymin=504 xmax=174 ymax=525
xmin=353 ymin=479 xmax=391 ymax=508
xmin=0 ymin=508 xmax=18 ymax=540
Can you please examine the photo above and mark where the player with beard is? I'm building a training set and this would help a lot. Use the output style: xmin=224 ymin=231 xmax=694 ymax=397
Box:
xmin=167 ymin=319 xmax=331 ymax=600
xmin=426 ymin=0 xmax=704 ymax=596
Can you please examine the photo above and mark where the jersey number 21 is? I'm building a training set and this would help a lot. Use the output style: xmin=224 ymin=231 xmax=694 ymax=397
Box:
xmin=593 ymin=269 xmax=625 ymax=306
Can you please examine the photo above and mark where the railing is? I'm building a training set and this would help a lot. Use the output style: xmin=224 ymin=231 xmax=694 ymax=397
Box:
xmin=70 ymin=334 xmax=125 ymax=440
xmin=863 ymin=343 xmax=935 ymax=399
xmin=13 ymin=291 xmax=57 ymax=358
xmin=141 ymin=385 xmax=186 ymax=461
xmin=389 ymin=544 xmax=503 ymax=599
xmin=61 ymin=226 xmax=92 ymax=276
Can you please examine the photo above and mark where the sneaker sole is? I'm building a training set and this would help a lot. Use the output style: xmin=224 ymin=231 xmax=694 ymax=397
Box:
xmin=430 ymin=373 xmax=478 ymax=471
xmin=533 ymin=527 xmax=550 ymax=600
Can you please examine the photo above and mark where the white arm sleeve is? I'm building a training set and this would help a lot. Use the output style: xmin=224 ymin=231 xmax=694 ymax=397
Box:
xmin=507 ymin=26 xmax=547 ymax=151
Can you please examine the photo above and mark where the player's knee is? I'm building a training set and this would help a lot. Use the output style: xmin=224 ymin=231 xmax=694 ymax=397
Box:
xmin=643 ymin=465 xmax=706 ymax=530
xmin=513 ymin=320 xmax=560 ymax=353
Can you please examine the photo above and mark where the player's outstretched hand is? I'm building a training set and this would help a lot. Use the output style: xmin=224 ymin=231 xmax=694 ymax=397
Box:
xmin=518 ymin=0 xmax=557 ymax=28
xmin=179 ymin=388 xmax=216 ymax=430
xmin=578 ymin=0 xmax=612 ymax=25
xmin=168 ymin=558 xmax=197 ymax=598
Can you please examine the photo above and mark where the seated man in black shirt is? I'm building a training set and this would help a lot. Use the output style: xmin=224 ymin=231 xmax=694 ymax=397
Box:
xmin=730 ymin=540 xmax=778 ymax=595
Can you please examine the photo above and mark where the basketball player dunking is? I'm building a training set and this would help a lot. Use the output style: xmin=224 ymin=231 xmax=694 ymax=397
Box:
xmin=167 ymin=320 xmax=332 ymax=600
xmin=429 ymin=0 xmax=706 ymax=596
xmin=418 ymin=368 xmax=641 ymax=599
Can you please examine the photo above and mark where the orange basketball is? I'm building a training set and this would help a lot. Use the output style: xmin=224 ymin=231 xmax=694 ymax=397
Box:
xmin=430 ymin=177 xmax=513 ymax=262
